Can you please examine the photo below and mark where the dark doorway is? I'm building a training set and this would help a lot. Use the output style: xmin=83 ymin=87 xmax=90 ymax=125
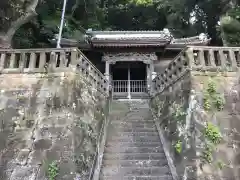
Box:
xmin=130 ymin=62 xmax=146 ymax=80
xmin=111 ymin=61 xmax=146 ymax=80
xmin=111 ymin=61 xmax=147 ymax=98
xmin=111 ymin=62 xmax=128 ymax=80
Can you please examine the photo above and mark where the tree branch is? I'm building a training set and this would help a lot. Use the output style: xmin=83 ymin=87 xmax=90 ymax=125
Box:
xmin=4 ymin=0 xmax=39 ymax=43
xmin=71 ymin=0 xmax=81 ymax=16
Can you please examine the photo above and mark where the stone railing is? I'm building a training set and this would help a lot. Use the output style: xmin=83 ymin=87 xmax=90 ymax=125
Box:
xmin=153 ymin=46 xmax=240 ymax=94
xmin=0 ymin=48 xmax=108 ymax=94
xmin=76 ymin=49 xmax=108 ymax=95
xmin=152 ymin=48 xmax=189 ymax=93
xmin=187 ymin=46 xmax=240 ymax=71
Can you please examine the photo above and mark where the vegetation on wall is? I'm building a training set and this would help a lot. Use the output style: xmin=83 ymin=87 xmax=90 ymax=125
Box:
xmin=200 ymin=79 xmax=224 ymax=166
xmin=48 ymin=161 xmax=59 ymax=180
xmin=151 ymin=77 xmax=227 ymax=173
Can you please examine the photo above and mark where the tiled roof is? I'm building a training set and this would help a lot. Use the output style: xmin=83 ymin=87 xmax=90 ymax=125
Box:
xmin=92 ymin=33 xmax=170 ymax=40
xmin=88 ymin=29 xmax=172 ymax=41
xmin=86 ymin=29 xmax=171 ymax=34
xmin=50 ymin=30 xmax=210 ymax=48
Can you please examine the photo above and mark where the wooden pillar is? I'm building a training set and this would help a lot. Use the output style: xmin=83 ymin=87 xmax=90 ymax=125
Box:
xmin=127 ymin=64 xmax=131 ymax=99
xmin=104 ymin=61 xmax=110 ymax=93
xmin=146 ymin=64 xmax=150 ymax=91
xmin=149 ymin=62 xmax=154 ymax=95
xmin=144 ymin=60 xmax=154 ymax=95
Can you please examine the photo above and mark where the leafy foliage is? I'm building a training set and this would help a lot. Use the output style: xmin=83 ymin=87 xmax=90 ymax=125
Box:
xmin=48 ymin=161 xmax=59 ymax=180
xmin=220 ymin=7 xmax=240 ymax=46
xmin=203 ymin=79 xmax=225 ymax=111
xmin=174 ymin=140 xmax=182 ymax=154
xmin=204 ymin=122 xmax=222 ymax=145
xmin=201 ymin=78 xmax=224 ymax=165
xmin=1 ymin=0 xmax=240 ymax=47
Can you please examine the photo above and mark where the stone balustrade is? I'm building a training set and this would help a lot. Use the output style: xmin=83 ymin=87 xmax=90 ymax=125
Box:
xmin=153 ymin=48 xmax=189 ymax=93
xmin=76 ymin=49 xmax=108 ymax=94
xmin=0 ymin=48 xmax=76 ymax=73
xmin=187 ymin=46 xmax=240 ymax=71
xmin=0 ymin=48 xmax=108 ymax=94
xmin=153 ymin=46 xmax=240 ymax=94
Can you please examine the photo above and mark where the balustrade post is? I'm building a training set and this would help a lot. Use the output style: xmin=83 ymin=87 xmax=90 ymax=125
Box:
xmin=0 ymin=53 xmax=5 ymax=72
xmin=9 ymin=53 xmax=16 ymax=68
xmin=208 ymin=49 xmax=216 ymax=67
xmin=29 ymin=52 xmax=36 ymax=71
xmin=104 ymin=61 xmax=110 ymax=93
xmin=186 ymin=47 xmax=194 ymax=69
xmin=70 ymin=48 xmax=78 ymax=68
xmin=145 ymin=61 xmax=154 ymax=95
xmin=229 ymin=50 xmax=237 ymax=70
xmin=49 ymin=52 xmax=56 ymax=72
xmin=39 ymin=52 xmax=46 ymax=71
xmin=19 ymin=53 xmax=25 ymax=72
xmin=59 ymin=51 xmax=66 ymax=68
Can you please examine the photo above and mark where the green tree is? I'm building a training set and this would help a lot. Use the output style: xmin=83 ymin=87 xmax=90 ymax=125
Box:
xmin=220 ymin=6 xmax=240 ymax=46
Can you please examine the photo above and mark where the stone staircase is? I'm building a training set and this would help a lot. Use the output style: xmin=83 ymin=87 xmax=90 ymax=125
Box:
xmin=99 ymin=100 xmax=173 ymax=180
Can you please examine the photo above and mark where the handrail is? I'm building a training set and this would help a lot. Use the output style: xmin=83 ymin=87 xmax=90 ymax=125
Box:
xmin=75 ymin=49 xmax=108 ymax=95
xmin=112 ymin=80 xmax=147 ymax=82
xmin=88 ymin=89 xmax=112 ymax=180
xmin=0 ymin=47 xmax=77 ymax=53
xmin=152 ymin=47 xmax=188 ymax=94
xmin=76 ymin=49 xmax=105 ymax=79
xmin=187 ymin=45 xmax=240 ymax=50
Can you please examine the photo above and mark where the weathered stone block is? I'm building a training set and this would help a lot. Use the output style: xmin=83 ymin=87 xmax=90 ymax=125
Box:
xmin=33 ymin=139 xmax=52 ymax=150
xmin=15 ymin=149 xmax=31 ymax=166
xmin=0 ymin=71 xmax=108 ymax=180
xmin=10 ymin=166 xmax=39 ymax=180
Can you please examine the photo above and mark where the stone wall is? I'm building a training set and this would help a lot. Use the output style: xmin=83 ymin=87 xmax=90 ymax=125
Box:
xmin=192 ymin=71 xmax=240 ymax=180
xmin=0 ymin=71 xmax=109 ymax=180
xmin=150 ymin=71 xmax=192 ymax=179
xmin=151 ymin=70 xmax=240 ymax=180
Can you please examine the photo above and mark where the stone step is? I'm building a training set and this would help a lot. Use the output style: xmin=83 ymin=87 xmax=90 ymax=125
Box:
xmin=110 ymin=120 xmax=155 ymax=124
xmin=109 ymin=123 xmax=155 ymax=128
xmin=109 ymin=123 xmax=155 ymax=129
xmin=103 ymin=152 xmax=166 ymax=160
xmin=107 ymin=136 xmax=160 ymax=142
xmin=104 ymin=146 xmax=164 ymax=153
xmin=108 ymin=132 xmax=159 ymax=137
xmin=111 ymin=119 xmax=155 ymax=123
xmin=99 ymin=175 xmax=173 ymax=180
xmin=125 ymin=112 xmax=151 ymax=116
xmin=106 ymin=142 xmax=162 ymax=148
xmin=111 ymin=127 xmax=156 ymax=133
xmin=100 ymin=166 xmax=171 ymax=176
xmin=102 ymin=159 xmax=168 ymax=167
xmin=100 ymin=101 xmax=173 ymax=180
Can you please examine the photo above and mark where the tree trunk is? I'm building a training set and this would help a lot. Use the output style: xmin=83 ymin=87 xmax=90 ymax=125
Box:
xmin=0 ymin=36 xmax=11 ymax=49
xmin=0 ymin=0 xmax=39 ymax=48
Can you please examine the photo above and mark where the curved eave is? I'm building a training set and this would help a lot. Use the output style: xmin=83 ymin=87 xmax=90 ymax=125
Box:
xmin=49 ymin=39 xmax=91 ymax=49
xmin=91 ymin=43 xmax=169 ymax=48
xmin=166 ymin=39 xmax=211 ymax=50
xmin=86 ymin=30 xmax=169 ymax=35
xmin=90 ymin=39 xmax=171 ymax=48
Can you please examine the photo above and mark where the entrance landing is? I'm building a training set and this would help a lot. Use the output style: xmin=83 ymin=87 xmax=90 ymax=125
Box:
xmin=110 ymin=62 xmax=148 ymax=99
